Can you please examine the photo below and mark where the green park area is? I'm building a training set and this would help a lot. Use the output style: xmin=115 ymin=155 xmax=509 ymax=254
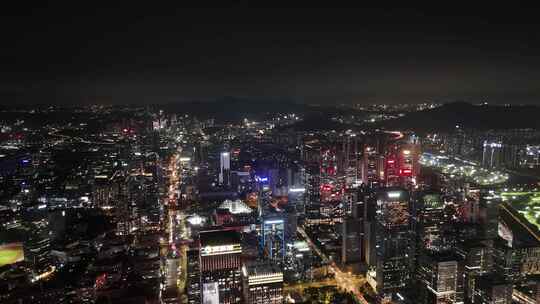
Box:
xmin=0 ymin=244 xmax=24 ymax=267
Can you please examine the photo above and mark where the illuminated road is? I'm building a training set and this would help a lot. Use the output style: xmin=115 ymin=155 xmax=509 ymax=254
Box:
xmin=298 ymin=227 xmax=368 ymax=304
xmin=499 ymin=203 xmax=540 ymax=242
xmin=161 ymin=152 xmax=185 ymax=303
xmin=170 ymin=150 xmax=190 ymax=304
xmin=284 ymin=278 xmax=337 ymax=293
xmin=385 ymin=130 xmax=404 ymax=141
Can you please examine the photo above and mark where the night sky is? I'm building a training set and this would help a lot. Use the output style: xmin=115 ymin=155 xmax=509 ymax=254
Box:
xmin=2 ymin=5 xmax=540 ymax=105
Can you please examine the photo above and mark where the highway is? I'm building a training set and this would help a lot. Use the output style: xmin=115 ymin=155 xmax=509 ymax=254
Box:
xmin=298 ymin=227 xmax=369 ymax=304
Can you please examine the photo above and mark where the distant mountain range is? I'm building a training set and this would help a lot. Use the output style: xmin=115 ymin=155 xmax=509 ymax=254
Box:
xmin=160 ymin=97 xmax=367 ymax=123
xmin=3 ymin=100 xmax=540 ymax=133
xmin=373 ymin=102 xmax=540 ymax=132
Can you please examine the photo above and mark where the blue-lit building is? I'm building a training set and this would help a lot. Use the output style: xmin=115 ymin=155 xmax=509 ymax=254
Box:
xmin=262 ymin=217 xmax=285 ymax=261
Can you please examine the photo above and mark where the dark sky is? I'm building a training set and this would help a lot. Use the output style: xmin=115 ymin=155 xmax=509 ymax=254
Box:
xmin=2 ymin=5 xmax=540 ymax=105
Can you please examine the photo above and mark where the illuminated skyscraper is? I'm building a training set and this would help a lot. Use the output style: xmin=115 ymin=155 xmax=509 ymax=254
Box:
xmin=473 ymin=275 xmax=512 ymax=304
xmin=455 ymin=240 xmax=493 ymax=303
xmin=199 ymin=230 xmax=243 ymax=304
xmin=416 ymin=191 xmax=454 ymax=253
xmin=342 ymin=134 xmax=361 ymax=187
xmin=342 ymin=216 xmax=363 ymax=264
xmin=482 ymin=141 xmax=503 ymax=169
xmin=242 ymin=262 xmax=284 ymax=304
xmin=366 ymin=188 xmax=414 ymax=302
xmin=482 ymin=141 xmax=519 ymax=169
xmin=220 ymin=151 xmax=231 ymax=186
xmin=262 ymin=217 xmax=285 ymax=261
xmin=416 ymin=252 xmax=461 ymax=304
xmin=23 ymin=212 xmax=52 ymax=279
xmin=362 ymin=145 xmax=384 ymax=186
xmin=398 ymin=144 xmax=420 ymax=187
xmin=385 ymin=143 xmax=420 ymax=187
xmin=304 ymin=163 xmax=320 ymax=205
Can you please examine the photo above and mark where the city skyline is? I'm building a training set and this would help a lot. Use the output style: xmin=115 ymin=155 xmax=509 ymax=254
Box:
xmin=2 ymin=5 xmax=540 ymax=304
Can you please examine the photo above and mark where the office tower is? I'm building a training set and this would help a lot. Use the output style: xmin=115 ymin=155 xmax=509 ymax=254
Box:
xmin=220 ymin=151 xmax=231 ymax=186
xmin=366 ymin=188 xmax=414 ymax=302
xmin=199 ymin=230 xmax=243 ymax=304
xmin=262 ymin=217 xmax=285 ymax=261
xmin=384 ymin=145 xmax=401 ymax=187
xmin=288 ymin=186 xmax=306 ymax=215
xmin=482 ymin=141 xmax=503 ymax=168
xmin=284 ymin=211 xmax=297 ymax=243
xmin=304 ymin=163 xmax=320 ymax=205
xmin=455 ymin=240 xmax=493 ymax=303
xmin=241 ymin=262 xmax=284 ymax=304
xmin=473 ymin=275 xmax=512 ymax=304
xmin=284 ymin=241 xmax=314 ymax=282
xmin=362 ymin=145 xmax=384 ymax=186
xmin=266 ymin=168 xmax=278 ymax=194
xmin=416 ymin=191 xmax=454 ymax=253
xmin=23 ymin=213 xmax=52 ymax=279
xmin=482 ymin=141 xmax=520 ymax=169
xmin=416 ymin=252 xmax=461 ymax=304
xmin=320 ymin=147 xmax=337 ymax=179
xmin=111 ymin=171 xmax=133 ymax=236
xmin=342 ymin=134 xmax=360 ymax=187
xmin=398 ymin=144 xmax=420 ymax=187
xmin=384 ymin=143 xmax=420 ymax=188
xmin=342 ymin=216 xmax=362 ymax=264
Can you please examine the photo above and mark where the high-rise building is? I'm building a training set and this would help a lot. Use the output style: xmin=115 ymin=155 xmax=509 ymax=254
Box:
xmin=482 ymin=141 xmax=519 ymax=169
xmin=241 ymin=262 xmax=284 ymax=304
xmin=455 ymin=239 xmax=493 ymax=303
xmin=416 ymin=191 xmax=454 ymax=253
xmin=398 ymin=144 xmax=420 ymax=187
xmin=366 ymin=188 xmax=414 ymax=302
xmin=361 ymin=145 xmax=384 ymax=186
xmin=384 ymin=143 xmax=420 ymax=187
xmin=220 ymin=151 xmax=231 ymax=186
xmin=23 ymin=212 xmax=52 ymax=279
xmin=473 ymin=274 xmax=512 ymax=304
xmin=482 ymin=141 xmax=503 ymax=169
xmin=199 ymin=230 xmax=243 ymax=304
xmin=262 ymin=217 xmax=285 ymax=261
xmin=305 ymin=162 xmax=320 ymax=205
xmin=342 ymin=216 xmax=362 ymax=264
xmin=416 ymin=252 xmax=461 ymax=304
xmin=384 ymin=144 xmax=401 ymax=187
xmin=288 ymin=186 xmax=306 ymax=215
xmin=342 ymin=134 xmax=361 ymax=187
